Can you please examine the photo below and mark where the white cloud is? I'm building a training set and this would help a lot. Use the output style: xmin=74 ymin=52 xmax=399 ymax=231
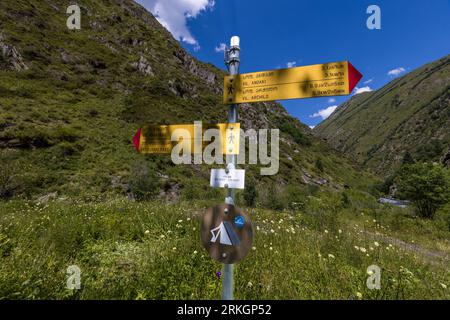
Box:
xmin=309 ymin=125 xmax=316 ymax=129
xmin=310 ymin=106 xmax=338 ymax=120
xmin=354 ymin=86 xmax=373 ymax=95
xmin=215 ymin=43 xmax=227 ymax=53
xmin=328 ymin=98 xmax=336 ymax=103
xmin=138 ymin=0 xmax=215 ymax=46
xmin=286 ymin=61 xmax=296 ymax=68
xmin=387 ymin=67 xmax=406 ymax=77
xmin=363 ymin=78 xmax=373 ymax=84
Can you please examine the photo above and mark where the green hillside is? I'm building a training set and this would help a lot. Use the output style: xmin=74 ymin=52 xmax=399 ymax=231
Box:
xmin=314 ymin=55 xmax=450 ymax=176
xmin=1 ymin=0 xmax=450 ymax=301
xmin=0 ymin=0 xmax=375 ymax=200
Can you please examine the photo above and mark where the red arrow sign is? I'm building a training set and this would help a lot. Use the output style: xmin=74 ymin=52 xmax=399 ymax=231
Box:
xmin=132 ymin=123 xmax=240 ymax=154
xmin=348 ymin=62 xmax=363 ymax=93
xmin=132 ymin=127 xmax=141 ymax=152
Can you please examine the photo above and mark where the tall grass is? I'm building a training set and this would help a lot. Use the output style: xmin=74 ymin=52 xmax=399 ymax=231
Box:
xmin=0 ymin=195 xmax=448 ymax=299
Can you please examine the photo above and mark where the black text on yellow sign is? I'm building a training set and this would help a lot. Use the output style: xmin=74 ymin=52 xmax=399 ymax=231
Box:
xmin=132 ymin=122 xmax=240 ymax=155
xmin=223 ymin=61 xmax=362 ymax=104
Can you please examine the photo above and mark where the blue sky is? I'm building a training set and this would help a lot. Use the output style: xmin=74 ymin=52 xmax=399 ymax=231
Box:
xmin=136 ymin=0 xmax=450 ymax=128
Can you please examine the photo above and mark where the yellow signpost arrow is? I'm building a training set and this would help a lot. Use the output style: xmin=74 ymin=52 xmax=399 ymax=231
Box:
xmin=223 ymin=61 xmax=362 ymax=104
xmin=132 ymin=123 xmax=240 ymax=155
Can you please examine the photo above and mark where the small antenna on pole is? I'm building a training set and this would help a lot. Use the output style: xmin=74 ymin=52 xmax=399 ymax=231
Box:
xmin=225 ymin=36 xmax=241 ymax=72
xmin=230 ymin=36 xmax=240 ymax=47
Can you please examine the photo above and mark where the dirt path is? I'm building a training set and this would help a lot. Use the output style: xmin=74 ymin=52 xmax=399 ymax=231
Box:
xmin=364 ymin=230 xmax=449 ymax=263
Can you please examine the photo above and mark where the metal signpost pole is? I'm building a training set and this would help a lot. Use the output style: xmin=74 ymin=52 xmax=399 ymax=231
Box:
xmin=223 ymin=36 xmax=240 ymax=300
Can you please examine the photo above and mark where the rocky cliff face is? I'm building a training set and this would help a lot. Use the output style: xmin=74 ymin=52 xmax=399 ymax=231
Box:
xmin=0 ymin=33 xmax=28 ymax=71
xmin=442 ymin=146 xmax=450 ymax=167
xmin=0 ymin=0 xmax=374 ymax=197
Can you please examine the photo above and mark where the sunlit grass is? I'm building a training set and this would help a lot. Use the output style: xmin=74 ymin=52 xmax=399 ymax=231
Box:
xmin=0 ymin=197 xmax=448 ymax=300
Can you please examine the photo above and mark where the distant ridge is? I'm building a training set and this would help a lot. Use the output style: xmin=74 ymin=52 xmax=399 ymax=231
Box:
xmin=314 ymin=54 xmax=450 ymax=175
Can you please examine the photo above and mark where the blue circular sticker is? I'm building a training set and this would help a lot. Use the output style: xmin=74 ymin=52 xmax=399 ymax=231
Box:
xmin=234 ymin=215 xmax=245 ymax=228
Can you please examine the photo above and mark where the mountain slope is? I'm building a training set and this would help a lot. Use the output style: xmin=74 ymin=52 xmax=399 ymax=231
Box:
xmin=314 ymin=55 xmax=450 ymax=175
xmin=0 ymin=0 xmax=376 ymax=199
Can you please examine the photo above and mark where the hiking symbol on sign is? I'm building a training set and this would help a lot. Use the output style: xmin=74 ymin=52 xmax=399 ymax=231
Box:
xmin=201 ymin=203 xmax=253 ymax=264
xmin=210 ymin=221 xmax=241 ymax=246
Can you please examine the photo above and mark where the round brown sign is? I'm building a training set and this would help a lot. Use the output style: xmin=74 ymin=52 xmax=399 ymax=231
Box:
xmin=201 ymin=204 xmax=253 ymax=264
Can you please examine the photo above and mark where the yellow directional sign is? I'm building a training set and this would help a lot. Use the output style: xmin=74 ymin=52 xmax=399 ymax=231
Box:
xmin=223 ymin=61 xmax=362 ymax=104
xmin=132 ymin=123 xmax=240 ymax=155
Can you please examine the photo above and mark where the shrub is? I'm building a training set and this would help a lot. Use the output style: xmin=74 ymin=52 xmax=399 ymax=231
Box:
xmin=402 ymin=151 xmax=415 ymax=165
xmin=204 ymin=185 xmax=221 ymax=200
xmin=306 ymin=184 xmax=320 ymax=195
xmin=0 ymin=232 xmax=13 ymax=257
xmin=22 ymin=45 xmax=50 ymax=64
xmin=315 ymin=158 xmax=325 ymax=173
xmin=435 ymin=203 xmax=450 ymax=231
xmin=14 ymin=125 xmax=80 ymax=148
xmin=55 ymin=141 xmax=82 ymax=157
xmin=128 ymin=161 xmax=160 ymax=201
xmin=279 ymin=122 xmax=311 ymax=146
xmin=15 ymin=86 xmax=34 ymax=98
xmin=52 ymin=126 xmax=80 ymax=143
xmin=376 ymin=174 xmax=395 ymax=195
xmin=243 ymin=180 xmax=257 ymax=207
xmin=181 ymin=183 xmax=200 ymax=200
xmin=415 ymin=140 xmax=446 ymax=162
xmin=340 ymin=192 xmax=351 ymax=208
xmin=285 ymin=185 xmax=308 ymax=210
xmin=259 ymin=184 xmax=285 ymax=210
xmin=395 ymin=162 xmax=450 ymax=218
xmin=0 ymin=161 xmax=17 ymax=199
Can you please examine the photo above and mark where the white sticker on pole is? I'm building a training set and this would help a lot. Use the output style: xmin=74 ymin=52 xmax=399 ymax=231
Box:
xmin=210 ymin=169 xmax=245 ymax=189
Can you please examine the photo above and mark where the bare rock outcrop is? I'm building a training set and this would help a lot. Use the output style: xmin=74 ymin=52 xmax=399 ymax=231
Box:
xmin=442 ymin=146 xmax=450 ymax=167
xmin=0 ymin=33 xmax=28 ymax=71
xmin=132 ymin=55 xmax=154 ymax=76
xmin=173 ymin=49 xmax=219 ymax=90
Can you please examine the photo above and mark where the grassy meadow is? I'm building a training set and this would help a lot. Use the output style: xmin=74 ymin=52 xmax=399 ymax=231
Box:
xmin=0 ymin=190 xmax=449 ymax=300
xmin=0 ymin=0 xmax=448 ymax=302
